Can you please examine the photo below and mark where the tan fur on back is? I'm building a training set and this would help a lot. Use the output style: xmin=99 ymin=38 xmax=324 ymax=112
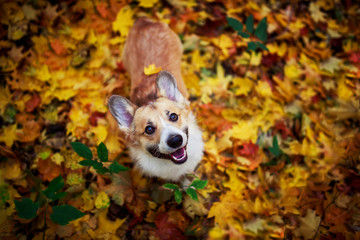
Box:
xmin=122 ymin=18 xmax=188 ymax=106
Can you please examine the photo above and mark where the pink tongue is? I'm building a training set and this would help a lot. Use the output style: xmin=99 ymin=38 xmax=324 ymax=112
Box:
xmin=170 ymin=147 xmax=186 ymax=161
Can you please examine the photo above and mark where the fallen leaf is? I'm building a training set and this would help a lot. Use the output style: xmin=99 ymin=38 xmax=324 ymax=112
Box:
xmin=144 ymin=64 xmax=162 ymax=75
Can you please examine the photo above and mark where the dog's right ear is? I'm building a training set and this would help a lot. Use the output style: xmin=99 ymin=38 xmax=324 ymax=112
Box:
xmin=108 ymin=95 xmax=136 ymax=131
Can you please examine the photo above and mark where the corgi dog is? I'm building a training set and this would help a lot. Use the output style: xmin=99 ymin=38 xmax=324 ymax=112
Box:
xmin=108 ymin=18 xmax=203 ymax=181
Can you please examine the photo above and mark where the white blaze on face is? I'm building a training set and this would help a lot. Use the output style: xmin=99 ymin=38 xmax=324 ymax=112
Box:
xmin=158 ymin=116 xmax=187 ymax=154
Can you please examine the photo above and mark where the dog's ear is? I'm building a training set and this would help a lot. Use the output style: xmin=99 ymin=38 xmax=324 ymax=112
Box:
xmin=156 ymin=71 xmax=186 ymax=104
xmin=108 ymin=95 xmax=136 ymax=131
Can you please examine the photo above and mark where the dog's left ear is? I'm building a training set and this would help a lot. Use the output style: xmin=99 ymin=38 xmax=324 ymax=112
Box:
xmin=156 ymin=71 xmax=186 ymax=104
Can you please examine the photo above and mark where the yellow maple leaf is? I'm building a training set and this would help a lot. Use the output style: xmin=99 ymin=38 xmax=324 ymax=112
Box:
xmin=231 ymin=120 xmax=258 ymax=142
xmin=88 ymin=209 xmax=126 ymax=239
xmin=284 ymin=63 xmax=302 ymax=79
xmin=0 ymin=124 xmax=18 ymax=147
xmin=211 ymin=34 xmax=233 ymax=59
xmin=139 ymin=0 xmax=158 ymax=8
xmin=36 ymin=65 xmax=51 ymax=81
xmin=112 ymin=7 xmax=134 ymax=37
xmin=90 ymin=124 xmax=108 ymax=145
xmin=233 ymin=77 xmax=254 ymax=96
xmin=309 ymin=2 xmax=326 ymax=23
xmin=144 ymin=64 xmax=162 ymax=75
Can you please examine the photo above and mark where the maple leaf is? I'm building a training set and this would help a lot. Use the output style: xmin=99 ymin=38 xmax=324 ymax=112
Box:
xmin=144 ymin=64 xmax=162 ymax=75
xmin=309 ymin=2 xmax=326 ymax=23
xmin=87 ymin=209 xmax=126 ymax=238
xmin=50 ymin=39 xmax=67 ymax=56
xmin=294 ymin=209 xmax=321 ymax=239
xmin=112 ymin=6 xmax=134 ymax=37
xmin=21 ymin=4 xmax=39 ymax=21
xmin=44 ymin=3 xmax=59 ymax=21
xmin=320 ymin=57 xmax=343 ymax=74
xmin=0 ymin=124 xmax=18 ymax=147
xmin=36 ymin=65 xmax=51 ymax=82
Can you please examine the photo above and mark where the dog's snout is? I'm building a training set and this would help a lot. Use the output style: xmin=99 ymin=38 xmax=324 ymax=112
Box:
xmin=167 ymin=134 xmax=183 ymax=148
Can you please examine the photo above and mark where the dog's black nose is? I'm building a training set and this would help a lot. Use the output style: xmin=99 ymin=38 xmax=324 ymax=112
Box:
xmin=167 ymin=134 xmax=183 ymax=148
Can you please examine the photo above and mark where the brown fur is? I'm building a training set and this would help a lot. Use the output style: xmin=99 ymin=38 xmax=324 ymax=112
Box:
xmin=122 ymin=18 xmax=189 ymax=106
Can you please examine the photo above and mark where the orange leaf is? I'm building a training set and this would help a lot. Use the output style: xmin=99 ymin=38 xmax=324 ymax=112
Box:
xmin=50 ymin=39 xmax=67 ymax=56
xmin=37 ymin=157 xmax=62 ymax=182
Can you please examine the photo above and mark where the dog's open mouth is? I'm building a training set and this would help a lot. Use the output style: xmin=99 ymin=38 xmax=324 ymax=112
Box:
xmin=169 ymin=147 xmax=187 ymax=164
xmin=147 ymin=146 xmax=188 ymax=164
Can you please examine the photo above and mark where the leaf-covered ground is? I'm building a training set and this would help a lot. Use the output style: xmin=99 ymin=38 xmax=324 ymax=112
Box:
xmin=1 ymin=0 xmax=360 ymax=239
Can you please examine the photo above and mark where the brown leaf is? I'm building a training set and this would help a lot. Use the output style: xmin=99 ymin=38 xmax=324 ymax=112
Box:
xmin=37 ymin=157 xmax=62 ymax=182
xmin=25 ymin=94 xmax=41 ymax=112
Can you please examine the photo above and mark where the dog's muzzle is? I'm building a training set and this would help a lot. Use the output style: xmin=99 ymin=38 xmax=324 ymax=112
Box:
xmin=147 ymin=128 xmax=189 ymax=164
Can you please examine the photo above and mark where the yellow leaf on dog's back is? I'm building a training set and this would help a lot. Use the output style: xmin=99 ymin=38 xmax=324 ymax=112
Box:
xmin=144 ymin=64 xmax=162 ymax=75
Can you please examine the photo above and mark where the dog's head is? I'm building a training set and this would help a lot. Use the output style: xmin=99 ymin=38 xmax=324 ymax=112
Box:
xmin=108 ymin=71 xmax=190 ymax=165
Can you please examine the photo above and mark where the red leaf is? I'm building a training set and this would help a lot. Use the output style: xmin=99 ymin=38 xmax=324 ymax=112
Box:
xmin=89 ymin=112 xmax=106 ymax=126
xmin=349 ymin=51 xmax=360 ymax=64
xmin=261 ymin=53 xmax=280 ymax=67
xmin=236 ymin=141 xmax=259 ymax=158
xmin=155 ymin=212 xmax=186 ymax=240
xmin=273 ymin=121 xmax=294 ymax=139
xmin=25 ymin=94 xmax=41 ymax=112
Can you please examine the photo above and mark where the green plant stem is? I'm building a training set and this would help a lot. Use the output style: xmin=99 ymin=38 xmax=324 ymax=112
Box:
xmin=43 ymin=202 xmax=48 ymax=240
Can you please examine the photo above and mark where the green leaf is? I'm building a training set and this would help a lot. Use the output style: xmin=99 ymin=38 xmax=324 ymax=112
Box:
xmin=79 ymin=159 xmax=103 ymax=169
xmin=50 ymin=205 xmax=85 ymax=225
xmin=47 ymin=175 xmax=64 ymax=193
xmin=174 ymin=189 xmax=182 ymax=204
xmin=254 ymin=17 xmax=268 ymax=41
xmin=247 ymin=41 xmax=258 ymax=51
xmin=43 ymin=175 xmax=67 ymax=201
xmin=4 ymin=105 xmax=16 ymax=124
xmin=226 ymin=17 xmax=243 ymax=32
xmin=38 ymin=151 xmax=51 ymax=160
xmin=269 ymin=136 xmax=282 ymax=157
xmin=163 ymin=183 xmax=179 ymax=190
xmin=71 ymin=142 xmax=93 ymax=160
xmin=256 ymin=42 xmax=269 ymax=51
xmin=50 ymin=192 xmax=67 ymax=201
xmin=96 ymin=167 xmax=110 ymax=174
xmin=245 ymin=15 xmax=254 ymax=34
xmin=190 ymin=179 xmax=208 ymax=190
xmin=239 ymin=32 xmax=250 ymax=38
xmin=14 ymin=198 xmax=39 ymax=220
xmin=185 ymin=187 xmax=198 ymax=201
xmin=109 ymin=162 xmax=129 ymax=173
xmin=97 ymin=142 xmax=108 ymax=162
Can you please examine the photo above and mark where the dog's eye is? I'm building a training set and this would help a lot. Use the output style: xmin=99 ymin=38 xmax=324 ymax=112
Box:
xmin=145 ymin=126 xmax=155 ymax=135
xmin=169 ymin=113 xmax=178 ymax=122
